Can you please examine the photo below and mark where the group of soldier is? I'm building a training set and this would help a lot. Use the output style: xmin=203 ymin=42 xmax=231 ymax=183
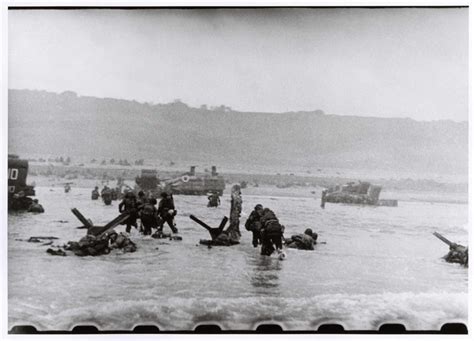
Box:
xmin=91 ymin=185 xmax=126 ymax=205
xmin=244 ymin=204 xmax=318 ymax=256
xmin=117 ymin=190 xmax=178 ymax=236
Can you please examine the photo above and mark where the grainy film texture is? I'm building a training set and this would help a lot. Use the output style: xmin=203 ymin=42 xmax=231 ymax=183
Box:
xmin=7 ymin=7 xmax=468 ymax=331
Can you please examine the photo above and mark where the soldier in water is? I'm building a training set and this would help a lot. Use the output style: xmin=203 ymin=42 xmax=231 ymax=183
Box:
xmin=140 ymin=198 xmax=159 ymax=236
xmin=158 ymin=192 xmax=178 ymax=234
xmin=207 ymin=191 xmax=220 ymax=207
xmin=118 ymin=192 xmax=139 ymax=233
xmin=245 ymin=204 xmax=263 ymax=247
xmin=285 ymin=228 xmax=318 ymax=250
xmin=91 ymin=186 xmax=100 ymax=200
xmin=137 ymin=191 xmax=148 ymax=207
xmin=102 ymin=186 xmax=112 ymax=205
xmin=444 ymin=244 xmax=468 ymax=267
xmin=259 ymin=207 xmax=284 ymax=256
xmin=28 ymin=199 xmax=45 ymax=213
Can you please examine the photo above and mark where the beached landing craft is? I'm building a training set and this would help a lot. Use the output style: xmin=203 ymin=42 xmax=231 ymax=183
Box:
xmin=135 ymin=165 xmax=226 ymax=197
xmin=8 ymin=154 xmax=36 ymax=211
xmin=321 ymin=181 xmax=398 ymax=208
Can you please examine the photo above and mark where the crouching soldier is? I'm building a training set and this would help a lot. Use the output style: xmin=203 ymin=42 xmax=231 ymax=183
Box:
xmin=259 ymin=207 xmax=284 ymax=256
xmin=28 ymin=199 xmax=45 ymax=213
xmin=119 ymin=192 xmax=139 ymax=233
xmin=66 ymin=234 xmax=110 ymax=256
xmin=285 ymin=228 xmax=318 ymax=250
xmin=245 ymin=204 xmax=263 ymax=247
xmin=109 ymin=232 xmax=137 ymax=253
xmin=444 ymin=245 xmax=468 ymax=267
xmin=140 ymin=198 xmax=159 ymax=236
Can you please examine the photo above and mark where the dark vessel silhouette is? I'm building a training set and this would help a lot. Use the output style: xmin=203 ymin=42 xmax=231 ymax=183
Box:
xmin=322 ymin=181 xmax=397 ymax=207
xmin=135 ymin=166 xmax=225 ymax=197
xmin=8 ymin=154 xmax=36 ymax=210
xmin=163 ymin=166 xmax=225 ymax=196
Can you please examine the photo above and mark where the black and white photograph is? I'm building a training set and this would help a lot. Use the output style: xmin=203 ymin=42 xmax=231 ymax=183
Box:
xmin=3 ymin=4 xmax=469 ymax=333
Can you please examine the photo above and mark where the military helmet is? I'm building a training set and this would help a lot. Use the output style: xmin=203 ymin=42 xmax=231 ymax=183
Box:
xmin=255 ymin=204 xmax=263 ymax=210
xmin=125 ymin=191 xmax=136 ymax=198
xmin=304 ymin=228 xmax=313 ymax=236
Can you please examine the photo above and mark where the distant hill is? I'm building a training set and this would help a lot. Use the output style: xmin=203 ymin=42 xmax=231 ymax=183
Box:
xmin=8 ymin=89 xmax=468 ymax=176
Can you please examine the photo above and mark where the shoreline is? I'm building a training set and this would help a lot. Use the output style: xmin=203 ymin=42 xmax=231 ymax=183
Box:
xmin=28 ymin=173 xmax=468 ymax=205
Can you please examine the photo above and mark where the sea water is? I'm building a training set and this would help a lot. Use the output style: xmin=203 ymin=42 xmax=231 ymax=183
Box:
xmin=8 ymin=186 xmax=468 ymax=330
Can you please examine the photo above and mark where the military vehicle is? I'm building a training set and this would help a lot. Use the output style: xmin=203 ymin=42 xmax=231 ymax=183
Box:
xmin=134 ymin=166 xmax=225 ymax=197
xmin=321 ymin=181 xmax=397 ymax=207
xmin=8 ymin=154 xmax=36 ymax=210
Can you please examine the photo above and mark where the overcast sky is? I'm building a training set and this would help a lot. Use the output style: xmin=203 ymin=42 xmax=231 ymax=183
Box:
xmin=8 ymin=8 xmax=468 ymax=121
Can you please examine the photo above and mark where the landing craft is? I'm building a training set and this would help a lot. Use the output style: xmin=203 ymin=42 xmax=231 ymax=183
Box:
xmin=8 ymin=154 xmax=36 ymax=210
xmin=164 ymin=166 xmax=225 ymax=196
xmin=135 ymin=166 xmax=225 ymax=197
xmin=321 ymin=181 xmax=398 ymax=207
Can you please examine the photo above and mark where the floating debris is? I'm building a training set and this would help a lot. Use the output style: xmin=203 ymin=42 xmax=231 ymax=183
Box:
xmin=46 ymin=248 xmax=66 ymax=256
xmin=16 ymin=236 xmax=59 ymax=243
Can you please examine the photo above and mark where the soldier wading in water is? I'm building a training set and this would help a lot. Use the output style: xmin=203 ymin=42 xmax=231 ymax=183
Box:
xmin=258 ymin=207 xmax=285 ymax=257
xmin=140 ymin=198 xmax=159 ymax=236
xmin=158 ymin=192 xmax=178 ymax=234
xmin=245 ymin=204 xmax=263 ymax=247
xmin=118 ymin=191 xmax=139 ymax=233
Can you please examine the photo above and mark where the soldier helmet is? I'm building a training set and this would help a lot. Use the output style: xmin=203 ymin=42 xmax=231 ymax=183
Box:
xmin=161 ymin=192 xmax=168 ymax=198
xmin=304 ymin=228 xmax=313 ymax=236
xmin=33 ymin=199 xmax=39 ymax=203
xmin=138 ymin=191 xmax=145 ymax=197
xmin=108 ymin=231 xmax=118 ymax=241
xmin=255 ymin=204 xmax=263 ymax=210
